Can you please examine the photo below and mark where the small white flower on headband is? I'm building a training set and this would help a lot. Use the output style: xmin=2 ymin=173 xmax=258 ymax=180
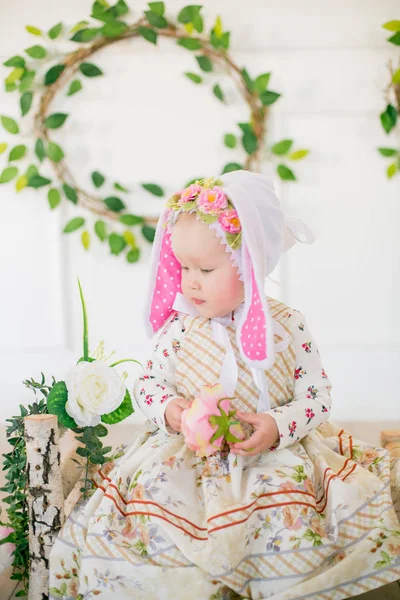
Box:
xmin=165 ymin=178 xmax=242 ymax=250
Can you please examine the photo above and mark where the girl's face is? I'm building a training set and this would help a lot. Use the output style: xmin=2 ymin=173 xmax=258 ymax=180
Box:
xmin=171 ymin=213 xmax=244 ymax=318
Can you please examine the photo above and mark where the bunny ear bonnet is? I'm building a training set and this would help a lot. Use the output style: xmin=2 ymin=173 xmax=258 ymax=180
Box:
xmin=144 ymin=170 xmax=315 ymax=374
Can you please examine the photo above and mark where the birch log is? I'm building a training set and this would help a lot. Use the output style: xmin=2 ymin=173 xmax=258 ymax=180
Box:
xmin=24 ymin=414 xmax=65 ymax=600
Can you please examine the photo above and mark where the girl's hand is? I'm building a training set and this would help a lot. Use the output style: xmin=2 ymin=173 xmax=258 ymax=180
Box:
xmin=165 ymin=397 xmax=190 ymax=432
xmin=230 ymin=412 xmax=280 ymax=456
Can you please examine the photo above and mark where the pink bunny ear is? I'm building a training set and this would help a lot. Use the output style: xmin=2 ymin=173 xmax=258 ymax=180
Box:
xmin=237 ymin=246 xmax=275 ymax=369
xmin=146 ymin=214 xmax=182 ymax=335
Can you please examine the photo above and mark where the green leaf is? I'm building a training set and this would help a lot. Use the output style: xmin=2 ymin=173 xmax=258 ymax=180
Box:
xmin=260 ymin=90 xmax=281 ymax=106
xmin=114 ymin=0 xmax=129 ymax=17
xmin=27 ymin=164 xmax=38 ymax=179
xmin=114 ymin=182 xmax=129 ymax=192
xmin=26 ymin=26 xmax=43 ymax=36
xmin=145 ymin=11 xmax=168 ymax=28
xmin=388 ymin=32 xmax=400 ymax=45
xmin=109 ymin=233 xmax=127 ymax=255
xmin=15 ymin=591 xmax=27 ymax=598
xmin=79 ymin=63 xmax=103 ymax=77
xmin=119 ymin=213 xmax=144 ymax=225
xmin=242 ymin=131 xmax=258 ymax=155
xmin=19 ymin=70 xmax=35 ymax=92
xmin=1 ymin=116 xmax=19 ymax=134
xmin=289 ymin=149 xmax=309 ymax=160
xmin=380 ymin=104 xmax=398 ymax=134
xmin=70 ymin=28 xmax=99 ymax=42
xmin=104 ymin=196 xmax=126 ymax=212
xmin=382 ymin=20 xmax=400 ymax=32
xmin=178 ymin=5 xmax=202 ymax=24
xmin=28 ymin=174 xmax=51 ymax=188
xmin=0 ymin=167 xmax=18 ymax=184
xmin=224 ymin=133 xmax=237 ymax=148
xmin=277 ymin=164 xmax=296 ymax=181
xmin=92 ymin=171 xmax=105 ymax=188
xmin=25 ymin=45 xmax=47 ymax=59
xmin=35 ymin=138 xmax=46 ymax=162
xmin=20 ymin=91 xmax=33 ymax=116
xmin=48 ymin=22 xmax=63 ymax=40
xmin=378 ymin=147 xmax=398 ymax=157
xmin=81 ymin=230 xmax=91 ymax=250
xmin=213 ymin=84 xmax=224 ymax=102
xmin=127 ymin=247 xmax=140 ymax=263
xmin=3 ymin=56 xmax=25 ymax=68
xmin=75 ymin=446 xmax=90 ymax=457
xmin=70 ymin=20 xmax=90 ymax=33
xmin=177 ymin=38 xmax=202 ymax=51
xmin=222 ymin=162 xmax=242 ymax=174
xmin=48 ymin=188 xmax=61 ymax=209
xmin=185 ymin=72 xmax=202 ymax=84
xmin=101 ymin=389 xmax=133 ymax=424
xmin=47 ymin=142 xmax=64 ymax=163
xmin=94 ymin=423 xmax=108 ymax=437
xmin=5 ymin=68 xmax=24 ymax=85
xmin=148 ymin=2 xmax=165 ymax=16
xmin=67 ymin=79 xmax=82 ymax=96
xmin=0 ymin=143 xmax=7 ymax=154
xmin=45 ymin=113 xmax=69 ymax=129
xmin=64 ymin=217 xmax=85 ymax=233
xmin=142 ymin=225 xmax=156 ymax=243
xmin=47 ymin=381 xmax=78 ymax=428
xmin=139 ymin=26 xmax=158 ymax=44
xmin=271 ymin=139 xmax=293 ymax=156
xmin=94 ymin=220 xmax=107 ymax=241
xmin=392 ymin=68 xmax=400 ymax=84
xmin=195 ymin=55 xmax=212 ymax=72
xmin=9 ymin=145 xmax=26 ymax=161
xmin=254 ymin=72 xmax=271 ymax=94
xmin=100 ymin=21 xmax=128 ymax=37
xmin=63 ymin=183 xmax=78 ymax=204
xmin=387 ymin=163 xmax=398 ymax=178
xmin=141 ymin=183 xmax=164 ymax=196
xmin=44 ymin=64 xmax=65 ymax=86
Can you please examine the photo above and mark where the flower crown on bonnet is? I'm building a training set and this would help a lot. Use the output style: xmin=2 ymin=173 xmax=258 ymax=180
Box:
xmin=164 ymin=177 xmax=242 ymax=250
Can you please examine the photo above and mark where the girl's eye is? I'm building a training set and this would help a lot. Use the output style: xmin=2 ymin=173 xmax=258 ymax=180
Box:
xmin=181 ymin=266 xmax=189 ymax=271
xmin=201 ymin=269 xmax=214 ymax=274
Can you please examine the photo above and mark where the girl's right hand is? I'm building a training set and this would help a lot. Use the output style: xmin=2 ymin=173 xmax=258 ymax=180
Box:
xmin=165 ymin=397 xmax=190 ymax=432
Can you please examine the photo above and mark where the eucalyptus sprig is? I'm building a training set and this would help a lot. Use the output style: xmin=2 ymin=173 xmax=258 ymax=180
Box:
xmin=378 ymin=19 xmax=400 ymax=179
xmin=0 ymin=1 xmax=309 ymax=261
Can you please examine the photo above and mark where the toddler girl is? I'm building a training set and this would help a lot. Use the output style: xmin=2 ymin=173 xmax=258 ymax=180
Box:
xmin=49 ymin=170 xmax=400 ymax=600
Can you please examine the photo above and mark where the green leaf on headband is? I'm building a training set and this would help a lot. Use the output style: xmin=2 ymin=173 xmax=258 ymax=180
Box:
xmin=225 ymin=232 xmax=241 ymax=250
xmin=197 ymin=212 xmax=218 ymax=224
xmin=180 ymin=200 xmax=196 ymax=211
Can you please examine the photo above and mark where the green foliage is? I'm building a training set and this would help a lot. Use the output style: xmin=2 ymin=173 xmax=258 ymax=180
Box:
xmin=141 ymin=183 xmax=164 ymax=196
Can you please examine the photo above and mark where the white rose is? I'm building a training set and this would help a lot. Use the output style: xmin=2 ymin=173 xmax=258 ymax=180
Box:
xmin=65 ymin=360 xmax=126 ymax=427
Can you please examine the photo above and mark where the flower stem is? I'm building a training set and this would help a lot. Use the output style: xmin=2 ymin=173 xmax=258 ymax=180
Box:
xmin=109 ymin=358 xmax=143 ymax=368
xmin=77 ymin=278 xmax=89 ymax=362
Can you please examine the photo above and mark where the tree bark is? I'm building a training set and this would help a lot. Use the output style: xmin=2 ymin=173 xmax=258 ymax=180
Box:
xmin=24 ymin=414 xmax=65 ymax=600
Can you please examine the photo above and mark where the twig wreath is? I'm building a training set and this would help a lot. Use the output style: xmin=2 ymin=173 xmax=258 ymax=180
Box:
xmin=378 ymin=19 xmax=400 ymax=179
xmin=0 ymin=1 xmax=309 ymax=262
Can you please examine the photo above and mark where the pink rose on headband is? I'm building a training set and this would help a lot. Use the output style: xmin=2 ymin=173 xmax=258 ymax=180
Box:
xmin=218 ymin=209 xmax=242 ymax=234
xmin=197 ymin=187 xmax=228 ymax=214
xmin=179 ymin=184 xmax=202 ymax=205
xmin=180 ymin=383 xmax=245 ymax=457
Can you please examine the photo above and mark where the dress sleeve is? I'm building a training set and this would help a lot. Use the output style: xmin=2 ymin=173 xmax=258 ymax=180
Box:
xmin=265 ymin=310 xmax=333 ymax=450
xmin=133 ymin=312 xmax=186 ymax=435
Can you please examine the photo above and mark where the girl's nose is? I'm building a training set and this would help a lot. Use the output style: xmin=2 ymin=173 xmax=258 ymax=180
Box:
xmin=189 ymin=279 xmax=200 ymax=290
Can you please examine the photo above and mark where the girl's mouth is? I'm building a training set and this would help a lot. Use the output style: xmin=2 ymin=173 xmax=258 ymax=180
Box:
xmin=192 ymin=298 xmax=205 ymax=305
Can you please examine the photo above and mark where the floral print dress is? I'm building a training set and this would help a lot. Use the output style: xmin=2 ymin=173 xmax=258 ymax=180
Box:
xmin=48 ymin=297 xmax=400 ymax=600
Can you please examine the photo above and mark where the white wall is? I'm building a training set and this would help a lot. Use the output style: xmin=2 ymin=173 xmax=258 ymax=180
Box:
xmin=0 ymin=0 xmax=399 ymax=424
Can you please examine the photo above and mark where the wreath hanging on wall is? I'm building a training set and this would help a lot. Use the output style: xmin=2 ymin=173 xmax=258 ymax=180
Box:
xmin=378 ymin=19 xmax=400 ymax=179
xmin=0 ymin=1 xmax=309 ymax=262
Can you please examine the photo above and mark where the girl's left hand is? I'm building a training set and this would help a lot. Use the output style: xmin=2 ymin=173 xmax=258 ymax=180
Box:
xmin=229 ymin=412 xmax=280 ymax=456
